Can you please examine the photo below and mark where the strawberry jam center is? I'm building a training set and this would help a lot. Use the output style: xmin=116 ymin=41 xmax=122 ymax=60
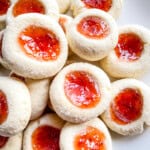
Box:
xmin=0 ymin=136 xmax=9 ymax=148
xmin=0 ymin=0 xmax=10 ymax=15
xmin=64 ymin=71 xmax=100 ymax=109
xmin=74 ymin=126 xmax=106 ymax=150
xmin=32 ymin=125 xmax=60 ymax=150
xmin=18 ymin=25 xmax=60 ymax=61
xmin=0 ymin=90 xmax=8 ymax=124
xmin=115 ymin=33 xmax=144 ymax=61
xmin=77 ymin=16 xmax=110 ymax=39
xmin=13 ymin=0 xmax=45 ymax=17
xmin=81 ymin=0 xmax=112 ymax=12
xmin=111 ymin=88 xmax=143 ymax=125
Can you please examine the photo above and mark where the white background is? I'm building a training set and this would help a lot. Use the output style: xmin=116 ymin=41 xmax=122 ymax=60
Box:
xmin=113 ymin=0 xmax=150 ymax=150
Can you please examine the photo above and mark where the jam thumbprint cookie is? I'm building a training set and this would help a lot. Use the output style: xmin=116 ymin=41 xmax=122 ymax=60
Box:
xmin=66 ymin=9 xmax=118 ymax=61
xmin=71 ymin=0 xmax=123 ymax=19
xmin=23 ymin=113 xmax=65 ymax=150
xmin=56 ymin=0 xmax=71 ymax=13
xmin=100 ymin=25 xmax=150 ymax=78
xmin=6 ymin=0 xmax=59 ymax=23
xmin=0 ymin=77 xmax=31 ymax=137
xmin=60 ymin=118 xmax=112 ymax=150
xmin=50 ymin=62 xmax=111 ymax=123
xmin=2 ymin=13 xmax=68 ymax=79
xmin=0 ymin=132 xmax=22 ymax=150
xmin=101 ymin=79 xmax=150 ymax=135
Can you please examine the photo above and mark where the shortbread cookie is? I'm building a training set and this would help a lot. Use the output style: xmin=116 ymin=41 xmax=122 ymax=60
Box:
xmin=100 ymin=25 xmax=150 ymax=78
xmin=2 ymin=13 xmax=68 ymax=79
xmin=26 ymin=78 xmax=51 ymax=120
xmin=6 ymin=0 xmax=59 ymax=23
xmin=23 ymin=113 xmax=65 ymax=150
xmin=0 ymin=132 xmax=22 ymax=150
xmin=60 ymin=118 xmax=112 ymax=150
xmin=71 ymin=0 xmax=123 ymax=19
xmin=56 ymin=0 xmax=70 ymax=13
xmin=0 ymin=77 xmax=31 ymax=137
xmin=102 ymin=79 xmax=150 ymax=135
xmin=66 ymin=9 xmax=118 ymax=61
xmin=50 ymin=62 xmax=111 ymax=123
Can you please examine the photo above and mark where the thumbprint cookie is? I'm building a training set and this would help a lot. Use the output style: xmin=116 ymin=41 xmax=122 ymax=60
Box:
xmin=50 ymin=62 xmax=111 ymax=123
xmin=60 ymin=118 xmax=112 ymax=150
xmin=56 ymin=0 xmax=71 ymax=13
xmin=102 ymin=79 xmax=150 ymax=135
xmin=2 ymin=13 xmax=68 ymax=79
xmin=6 ymin=0 xmax=59 ymax=23
xmin=100 ymin=25 xmax=150 ymax=78
xmin=0 ymin=77 xmax=31 ymax=137
xmin=66 ymin=9 xmax=118 ymax=61
xmin=23 ymin=113 xmax=65 ymax=150
xmin=71 ymin=0 xmax=123 ymax=19
xmin=0 ymin=132 xmax=22 ymax=150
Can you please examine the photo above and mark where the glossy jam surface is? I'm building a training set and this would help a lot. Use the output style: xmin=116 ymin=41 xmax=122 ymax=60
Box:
xmin=115 ymin=33 xmax=144 ymax=61
xmin=77 ymin=16 xmax=110 ymax=39
xmin=0 ymin=0 xmax=10 ymax=15
xmin=0 ymin=136 xmax=9 ymax=148
xmin=0 ymin=90 xmax=8 ymax=124
xmin=13 ymin=0 xmax=45 ymax=17
xmin=74 ymin=126 xmax=106 ymax=150
xmin=18 ymin=25 xmax=60 ymax=61
xmin=32 ymin=125 xmax=60 ymax=150
xmin=111 ymin=88 xmax=143 ymax=125
xmin=64 ymin=71 xmax=100 ymax=109
xmin=82 ymin=0 xmax=112 ymax=12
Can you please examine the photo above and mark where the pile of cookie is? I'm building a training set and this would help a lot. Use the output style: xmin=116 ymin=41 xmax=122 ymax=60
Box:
xmin=0 ymin=0 xmax=150 ymax=150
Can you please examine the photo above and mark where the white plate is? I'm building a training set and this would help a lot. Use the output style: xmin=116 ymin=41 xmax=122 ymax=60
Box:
xmin=113 ymin=0 xmax=150 ymax=150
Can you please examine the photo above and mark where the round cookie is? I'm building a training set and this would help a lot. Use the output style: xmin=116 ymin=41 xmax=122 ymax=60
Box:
xmin=50 ymin=62 xmax=111 ymax=123
xmin=23 ymin=113 xmax=65 ymax=150
xmin=100 ymin=25 xmax=150 ymax=78
xmin=60 ymin=118 xmax=112 ymax=150
xmin=2 ymin=13 xmax=68 ymax=79
xmin=0 ymin=77 xmax=31 ymax=137
xmin=66 ymin=9 xmax=118 ymax=61
xmin=102 ymin=79 xmax=150 ymax=135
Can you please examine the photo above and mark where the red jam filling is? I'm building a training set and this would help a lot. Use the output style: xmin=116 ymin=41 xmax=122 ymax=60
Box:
xmin=77 ymin=16 xmax=110 ymax=39
xmin=81 ymin=0 xmax=112 ymax=12
xmin=115 ymin=33 xmax=144 ymax=61
xmin=18 ymin=25 xmax=60 ymax=61
xmin=64 ymin=71 xmax=100 ymax=109
xmin=32 ymin=125 xmax=60 ymax=150
xmin=13 ymin=0 xmax=45 ymax=17
xmin=0 ymin=0 xmax=10 ymax=15
xmin=0 ymin=90 xmax=8 ymax=124
xmin=0 ymin=136 xmax=9 ymax=148
xmin=111 ymin=88 xmax=143 ymax=125
xmin=74 ymin=126 xmax=106 ymax=150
